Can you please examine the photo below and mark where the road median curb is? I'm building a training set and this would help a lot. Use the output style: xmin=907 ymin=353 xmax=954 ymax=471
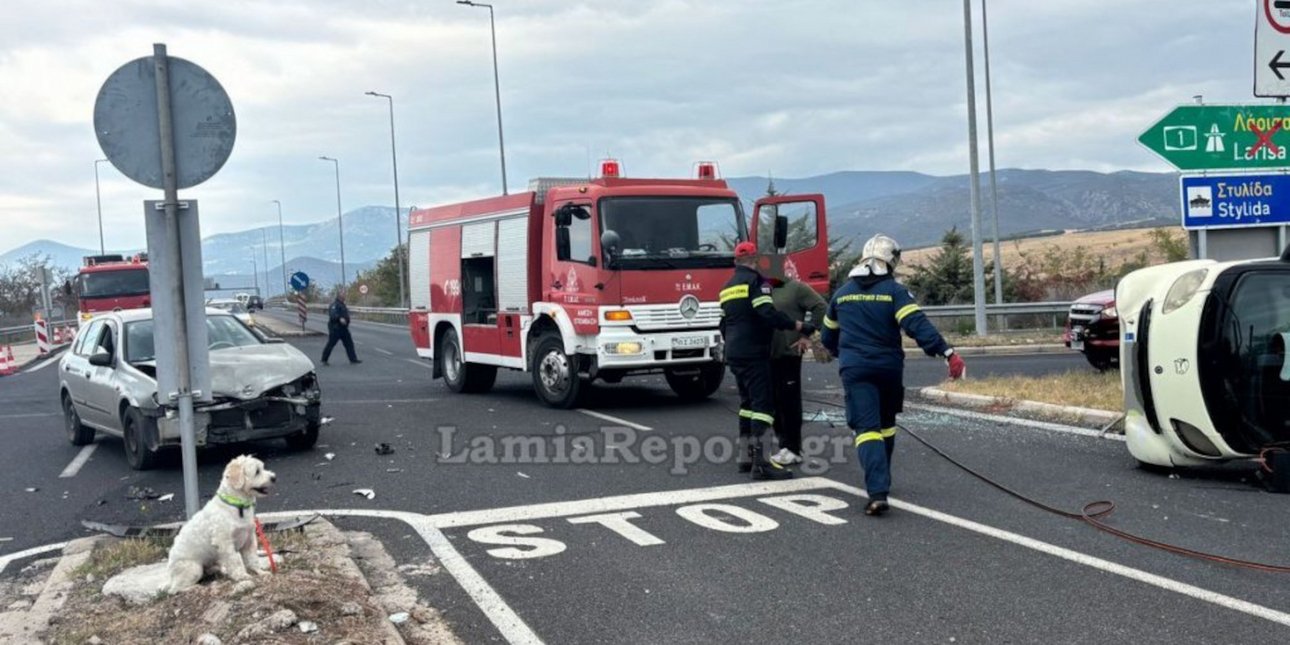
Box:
xmin=917 ymin=386 xmax=1122 ymax=427
xmin=257 ymin=315 xmax=323 ymax=338
xmin=803 ymin=343 xmax=1072 ymax=363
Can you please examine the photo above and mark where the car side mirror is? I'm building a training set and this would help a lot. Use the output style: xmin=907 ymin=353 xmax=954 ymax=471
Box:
xmin=88 ymin=349 xmax=113 ymax=367
xmin=555 ymin=203 xmax=574 ymax=228
xmin=773 ymin=215 xmax=789 ymax=251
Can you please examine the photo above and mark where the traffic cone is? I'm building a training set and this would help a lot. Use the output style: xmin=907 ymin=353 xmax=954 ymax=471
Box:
xmin=53 ymin=326 xmax=64 ymax=345
xmin=0 ymin=345 xmax=15 ymax=376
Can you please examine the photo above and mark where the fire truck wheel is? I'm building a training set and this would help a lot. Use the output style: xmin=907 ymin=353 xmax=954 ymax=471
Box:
xmin=532 ymin=334 xmax=582 ymax=408
xmin=664 ymin=365 xmax=725 ymax=401
xmin=440 ymin=329 xmax=497 ymax=393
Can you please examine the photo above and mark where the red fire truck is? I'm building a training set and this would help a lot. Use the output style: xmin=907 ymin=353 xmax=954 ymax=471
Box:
xmin=406 ymin=161 xmax=829 ymax=407
xmin=75 ymin=254 xmax=151 ymax=324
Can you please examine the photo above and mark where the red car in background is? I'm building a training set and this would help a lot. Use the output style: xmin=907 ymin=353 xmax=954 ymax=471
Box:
xmin=1064 ymin=289 xmax=1119 ymax=371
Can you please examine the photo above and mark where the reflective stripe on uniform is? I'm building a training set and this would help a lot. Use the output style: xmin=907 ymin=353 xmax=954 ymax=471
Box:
xmin=881 ymin=427 xmax=897 ymax=438
xmin=751 ymin=296 xmax=774 ymax=307
xmin=720 ymin=284 xmax=749 ymax=303
xmin=895 ymin=304 xmax=920 ymax=322
xmin=854 ymin=431 xmax=885 ymax=447
xmin=749 ymin=412 xmax=775 ymax=425
xmin=738 ymin=409 xmax=754 ymax=419
xmin=822 ymin=315 xmax=839 ymax=330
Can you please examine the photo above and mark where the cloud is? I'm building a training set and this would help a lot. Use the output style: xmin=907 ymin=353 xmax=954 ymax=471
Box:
xmin=0 ymin=0 xmax=1257 ymax=253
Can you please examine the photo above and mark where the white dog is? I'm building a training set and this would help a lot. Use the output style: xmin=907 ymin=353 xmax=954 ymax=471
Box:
xmin=167 ymin=455 xmax=276 ymax=593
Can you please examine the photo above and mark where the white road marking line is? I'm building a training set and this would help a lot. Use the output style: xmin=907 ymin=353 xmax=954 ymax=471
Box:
xmin=59 ymin=443 xmax=97 ymax=478
xmin=814 ymin=480 xmax=1290 ymax=629
xmin=0 ymin=542 xmax=68 ymax=575
xmin=576 ymin=409 xmax=652 ymax=432
xmin=0 ymin=413 xmax=59 ymax=419
xmin=424 ymin=478 xmax=827 ymax=529
xmin=906 ymin=402 xmax=1126 ymax=442
xmin=372 ymin=346 xmax=393 ymax=356
xmin=406 ymin=358 xmax=432 ymax=369
xmin=22 ymin=355 xmax=61 ymax=373
xmin=328 ymin=398 xmax=439 ymax=404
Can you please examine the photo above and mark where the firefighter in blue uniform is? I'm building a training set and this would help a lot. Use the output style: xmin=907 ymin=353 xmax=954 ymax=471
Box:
xmin=720 ymin=242 xmax=815 ymax=480
xmin=821 ymin=234 xmax=965 ymax=515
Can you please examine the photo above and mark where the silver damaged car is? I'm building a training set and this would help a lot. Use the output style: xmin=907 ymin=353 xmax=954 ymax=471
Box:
xmin=58 ymin=309 xmax=323 ymax=469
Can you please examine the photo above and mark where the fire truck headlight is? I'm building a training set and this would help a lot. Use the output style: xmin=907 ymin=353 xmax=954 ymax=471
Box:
xmin=1162 ymin=269 xmax=1208 ymax=315
xmin=603 ymin=342 xmax=644 ymax=355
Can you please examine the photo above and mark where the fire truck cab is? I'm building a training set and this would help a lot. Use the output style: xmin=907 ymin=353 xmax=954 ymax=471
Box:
xmin=75 ymin=253 xmax=151 ymax=324
xmin=406 ymin=162 xmax=829 ymax=407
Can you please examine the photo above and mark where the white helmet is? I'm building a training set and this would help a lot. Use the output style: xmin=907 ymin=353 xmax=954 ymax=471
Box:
xmin=850 ymin=234 xmax=902 ymax=277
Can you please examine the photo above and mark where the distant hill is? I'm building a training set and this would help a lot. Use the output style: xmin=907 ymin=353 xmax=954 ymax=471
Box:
xmin=729 ymin=169 xmax=1179 ymax=249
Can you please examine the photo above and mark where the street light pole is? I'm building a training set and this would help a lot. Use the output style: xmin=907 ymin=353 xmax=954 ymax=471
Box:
xmin=982 ymin=0 xmax=1003 ymax=306
xmin=319 ymin=156 xmax=347 ymax=287
xmin=273 ymin=200 xmax=287 ymax=297
xmin=366 ymin=91 xmax=406 ymax=307
xmin=94 ymin=159 xmax=108 ymax=255
xmin=962 ymin=0 xmax=988 ymax=336
xmin=458 ymin=0 xmax=508 ymax=194
xmin=261 ymin=228 xmax=271 ymax=298
xmin=251 ymin=253 xmax=259 ymax=295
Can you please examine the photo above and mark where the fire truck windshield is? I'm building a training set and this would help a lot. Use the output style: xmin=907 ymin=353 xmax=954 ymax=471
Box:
xmin=599 ymin=197 xmax=745 ymax=269
xmin=79 ymin=268 xmax=150 ymax=298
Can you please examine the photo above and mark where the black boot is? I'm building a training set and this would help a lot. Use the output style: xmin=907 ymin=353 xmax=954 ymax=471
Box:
xmin=735 ymin=435 xmax=752 ymax=473
xmin=749 ymin=436 xmax=792 ymax=481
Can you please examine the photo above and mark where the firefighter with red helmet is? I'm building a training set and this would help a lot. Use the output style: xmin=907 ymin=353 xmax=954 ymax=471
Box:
xmin=821 ymin=234 xmax=966 ymax=516
xmin=719 ymin=242 xmax=815 ymax=480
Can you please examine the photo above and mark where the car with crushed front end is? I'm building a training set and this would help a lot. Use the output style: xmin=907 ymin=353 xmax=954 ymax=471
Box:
xmin=57 ymin=308 xmax=322 ymax=470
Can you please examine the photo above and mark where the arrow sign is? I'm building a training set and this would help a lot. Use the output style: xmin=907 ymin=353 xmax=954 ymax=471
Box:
xmin=1138 ymin=105 xmax=1290 ymax=171
xmin=1257 ymin=0 xmax=1290 ymax=96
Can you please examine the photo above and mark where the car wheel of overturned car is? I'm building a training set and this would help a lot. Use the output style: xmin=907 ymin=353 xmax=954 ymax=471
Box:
xmin=122 ymin=406 xmax=158 ymax=471
xmin=664 ymin=364 xmax=725 ymax=401
xmin=439 ymin=328 xmax=497 ymax=394
xmin=1085 ymin=348 xmax=1118 ymax=372
xmin=285 ymin=421 xmax=320 ymax=450
xmin=532 ymin=334 xmax=582 ymax=408
xmin=63 ymin=393 xmax=95 ymax=446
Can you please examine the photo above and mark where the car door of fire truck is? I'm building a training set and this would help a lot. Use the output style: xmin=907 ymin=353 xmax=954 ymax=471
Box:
xmin=751 ymin=194 xmax=829 ymax=294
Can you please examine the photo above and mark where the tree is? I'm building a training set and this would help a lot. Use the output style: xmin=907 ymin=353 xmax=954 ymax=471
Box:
xmin=0 ymin=253 xmax=75 ymax=325
xmin=904 ymin=228 xmax=976 ymax=305
xmin=345 ymin=244 xmax=407 ymax=306
xmin=1148 ymin=228 xmax=1189 ymax=262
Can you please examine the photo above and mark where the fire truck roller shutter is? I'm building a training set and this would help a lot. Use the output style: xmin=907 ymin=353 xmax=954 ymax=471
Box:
xmin=461 ymin=221 xmax=496 ymax=258
xmin=409 ymin=230 xmax=431 ymax=310
xmin=497 ymin=217 xmax=529 ymax=312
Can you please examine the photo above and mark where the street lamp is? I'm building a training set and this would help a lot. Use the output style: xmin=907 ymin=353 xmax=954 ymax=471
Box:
xmin=273 ymin=200 xmax=287 ymax=297
xmin=251 ymin=252 xmax=259 ymax=295
xmin=261 ymin=228 xmax=271 ymax=298
xmin=457 ymin=0 xmax=509 ymax=195
xmin=961 ymin=0 xmax=988 ymax=336
xmin=318 ymin=156 xmax=347 ymax=287
xmin=366 ymin=90 xmax=407 ymax=307
xmin=94 ymin=159 xmax=109 ymax=255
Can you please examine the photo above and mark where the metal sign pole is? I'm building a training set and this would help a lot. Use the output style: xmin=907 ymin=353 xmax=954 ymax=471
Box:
xmin=153 ymin=43 xmax=201 ymax=519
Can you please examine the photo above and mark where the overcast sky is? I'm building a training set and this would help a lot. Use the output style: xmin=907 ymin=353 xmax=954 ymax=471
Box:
xmin=0 ymin=0 xmax=1259 ymax=252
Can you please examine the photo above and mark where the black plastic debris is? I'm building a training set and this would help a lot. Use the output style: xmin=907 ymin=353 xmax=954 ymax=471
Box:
xmin=374 ymin=443 xmax=395 ymax=456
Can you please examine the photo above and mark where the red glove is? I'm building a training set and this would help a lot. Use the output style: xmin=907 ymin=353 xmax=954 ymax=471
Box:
xmin=947 ymin=351 xmax=966 ymax=380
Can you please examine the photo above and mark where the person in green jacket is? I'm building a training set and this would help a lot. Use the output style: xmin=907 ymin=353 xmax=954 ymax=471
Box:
xmin=768 ymin=274 xmax=828 ymax=466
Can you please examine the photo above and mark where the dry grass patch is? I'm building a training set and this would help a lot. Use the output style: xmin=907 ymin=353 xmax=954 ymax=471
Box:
xmin=940 ymin=369 xmax=1123 ymax=411
xmin=903 ymin=228 xmax=1165 ymax=270
xmin=914 ymin=331 xmax=1063 ymax=348
xmin=73 ymin=538 xmax=169 ymax=581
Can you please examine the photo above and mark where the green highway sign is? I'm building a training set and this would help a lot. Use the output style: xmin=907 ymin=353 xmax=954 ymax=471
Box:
xmin=1138 ymin=105 xmax=1290 ymax=171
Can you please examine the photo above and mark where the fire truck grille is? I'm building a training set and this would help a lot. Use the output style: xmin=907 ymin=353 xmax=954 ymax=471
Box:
xmin=629 ymin=304 xmax=722 ymax=331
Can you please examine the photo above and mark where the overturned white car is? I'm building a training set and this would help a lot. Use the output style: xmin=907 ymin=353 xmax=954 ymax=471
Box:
xmin=58 ymin=308 xmax=322 ymax=469
xmin=1118 ymin=250 xmax=1290 ymax=469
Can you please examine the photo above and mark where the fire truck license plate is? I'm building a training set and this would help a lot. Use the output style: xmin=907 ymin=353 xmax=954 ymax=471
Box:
xmin=672 ymin=336 xmax=707 ymax=349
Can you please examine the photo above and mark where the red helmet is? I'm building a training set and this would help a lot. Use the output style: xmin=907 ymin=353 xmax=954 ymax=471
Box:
xmin=734 ymin=242 xmax=757 ymax=258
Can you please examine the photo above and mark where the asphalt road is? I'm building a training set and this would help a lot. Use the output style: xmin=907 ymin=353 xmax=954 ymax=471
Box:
xmin=1 ymin=313 xmax=1286 ymax=643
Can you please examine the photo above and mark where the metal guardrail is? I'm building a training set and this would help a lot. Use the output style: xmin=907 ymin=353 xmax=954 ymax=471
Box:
xmin=287 ymin=302 xmax=1075 ymax=330
xmin=0 ymin=319 xmax=78 ymax=345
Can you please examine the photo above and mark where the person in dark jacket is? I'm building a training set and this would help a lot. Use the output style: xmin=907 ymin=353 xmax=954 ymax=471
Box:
xmin=720 ymin=242 xmax=815 ymax=480
xmin=767 ymin=274 xmax=828 ymax=466
xmin=821 ymin=234 xmax=965 ymax=516
xmin=321 ymin=292 xmax=361 ymax=365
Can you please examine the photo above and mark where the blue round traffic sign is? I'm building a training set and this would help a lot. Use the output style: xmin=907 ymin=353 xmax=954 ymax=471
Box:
xmin=290 ymin=271 xmax=310 ymax=291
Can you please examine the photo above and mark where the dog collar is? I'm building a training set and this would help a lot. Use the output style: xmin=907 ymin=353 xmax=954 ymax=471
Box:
xmin=218 ymin=492 xmax=255 ymax=517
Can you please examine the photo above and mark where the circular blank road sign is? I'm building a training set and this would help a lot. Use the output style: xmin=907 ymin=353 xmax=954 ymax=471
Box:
xmin=359 ymin=284 xmax=369 ymax=295
xmin=94 ymin=55 xmax=236 ymax=190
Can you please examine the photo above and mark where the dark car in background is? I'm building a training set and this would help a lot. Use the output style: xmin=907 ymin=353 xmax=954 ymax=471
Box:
xmin=1064 ymin=289 xmax=1119 ymax=370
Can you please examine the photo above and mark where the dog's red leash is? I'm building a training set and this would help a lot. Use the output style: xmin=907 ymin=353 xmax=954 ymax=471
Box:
xmin=254 ymin=518 xmax=278 ymax=574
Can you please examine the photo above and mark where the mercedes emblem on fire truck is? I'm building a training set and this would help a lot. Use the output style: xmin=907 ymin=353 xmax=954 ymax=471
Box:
xmin=679 ymin=295 xmax=700 ymax=320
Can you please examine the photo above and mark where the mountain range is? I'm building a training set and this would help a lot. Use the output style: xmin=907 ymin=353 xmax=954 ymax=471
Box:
xmin=1 ymin=169 xmax=1179 ymax=289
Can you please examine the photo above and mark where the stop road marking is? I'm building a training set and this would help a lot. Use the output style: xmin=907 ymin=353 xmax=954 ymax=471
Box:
xmin=464 ymin=493 xmax=851 ymax=560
